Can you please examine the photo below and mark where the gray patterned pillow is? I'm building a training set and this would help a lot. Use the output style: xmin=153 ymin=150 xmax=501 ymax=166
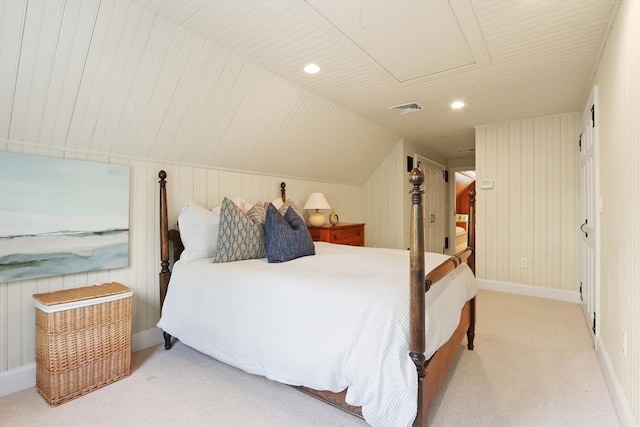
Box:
xmin=246 ymin=201 xmax=268 ymax=224
xmin=265 ymin=203 xmax=315 ymax=263
xmin=212 ymin=198 xmax=266 ymax=263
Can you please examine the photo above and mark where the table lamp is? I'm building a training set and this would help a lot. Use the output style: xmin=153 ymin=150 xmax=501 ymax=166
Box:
xmin=303 ymin=193 xmax=331 ymax=226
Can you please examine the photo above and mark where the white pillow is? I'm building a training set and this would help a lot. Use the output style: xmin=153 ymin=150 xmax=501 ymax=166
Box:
xmin=177 ymin=200 xmax=220 ymax=262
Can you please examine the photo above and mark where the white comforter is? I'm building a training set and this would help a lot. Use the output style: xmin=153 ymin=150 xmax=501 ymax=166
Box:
xmin=157 ymin=242 xmax=476 ymax=427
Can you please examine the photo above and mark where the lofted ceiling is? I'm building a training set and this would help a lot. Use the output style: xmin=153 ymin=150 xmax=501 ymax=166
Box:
xmin=135 ymin=0 xmax=619 ymax=159
xmin=0 ymin=1 xmax=620 ymax=185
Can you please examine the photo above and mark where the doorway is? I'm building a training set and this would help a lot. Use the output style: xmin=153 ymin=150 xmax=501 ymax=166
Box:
xmin=453 ymin=171 xmax=476 ymax=254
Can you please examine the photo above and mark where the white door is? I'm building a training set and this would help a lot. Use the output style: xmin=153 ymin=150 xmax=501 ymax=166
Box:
xmin=418 ymin=157 xmax=446 ymax=253
xmin=579 ymin=86 xmax=599 ymax=343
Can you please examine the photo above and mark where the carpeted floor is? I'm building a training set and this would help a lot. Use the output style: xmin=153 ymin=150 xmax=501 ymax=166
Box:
xmin=0 ymin=290 xmax=621 ymax=427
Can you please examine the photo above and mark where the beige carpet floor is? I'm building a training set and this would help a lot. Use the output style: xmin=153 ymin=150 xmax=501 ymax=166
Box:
xmin=0 ymin=290 xmax=620 ymax=427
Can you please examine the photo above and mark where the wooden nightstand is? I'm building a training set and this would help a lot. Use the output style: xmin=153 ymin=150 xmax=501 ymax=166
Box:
xmin=307 ymin=223 xmax=365 ymax=247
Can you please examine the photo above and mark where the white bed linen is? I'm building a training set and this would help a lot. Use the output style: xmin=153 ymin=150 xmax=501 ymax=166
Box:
xmin=157 ymin=242 xmax=476 ymax=427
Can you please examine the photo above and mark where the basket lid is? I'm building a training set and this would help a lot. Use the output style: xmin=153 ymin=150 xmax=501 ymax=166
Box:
xmin=33 ymin=282 xmax=131 ymax=306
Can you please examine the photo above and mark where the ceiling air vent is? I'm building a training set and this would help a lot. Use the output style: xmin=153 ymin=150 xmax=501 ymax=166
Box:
xmin=387 ymin=102 xmax=425 ymax=115
xmin=455 ymin=146 xmax=475 ymax=153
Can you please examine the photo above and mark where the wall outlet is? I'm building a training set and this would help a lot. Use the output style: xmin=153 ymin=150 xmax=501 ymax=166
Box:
xmin=520 ymin=258 xmax=528 ymax=268
xmin=622 ymin=330 xmax=627 ymax=356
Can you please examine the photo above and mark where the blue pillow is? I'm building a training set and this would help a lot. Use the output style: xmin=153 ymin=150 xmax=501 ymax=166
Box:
xmin=264 ymin=203 xmax=315 ymax=263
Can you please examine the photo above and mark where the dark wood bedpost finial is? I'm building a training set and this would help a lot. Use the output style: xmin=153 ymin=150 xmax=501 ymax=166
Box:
xmin=408 ymin=168 xmax=427 ymax=426
xmin=280 ymin=182 xmax=286 ymax=202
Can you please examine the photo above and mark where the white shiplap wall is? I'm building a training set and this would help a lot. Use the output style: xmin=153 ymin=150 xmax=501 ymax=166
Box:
xmin=591 ymin=1 xmax=639 ymax=424
xmin=0 ymin=140 xmax=363 ymax=374
xmin=363 ymin=142 xmax=405 ymax=249
xmin=475 ymin=112 xmax=579 ymax=291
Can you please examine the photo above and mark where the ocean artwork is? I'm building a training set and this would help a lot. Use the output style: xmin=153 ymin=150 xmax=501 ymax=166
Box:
xmin=0 ymin=153 xmax=130 ymax=282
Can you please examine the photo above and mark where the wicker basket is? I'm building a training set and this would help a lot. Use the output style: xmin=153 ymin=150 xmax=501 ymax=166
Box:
xmin=33 ymin=282 xmax=133 ymax=406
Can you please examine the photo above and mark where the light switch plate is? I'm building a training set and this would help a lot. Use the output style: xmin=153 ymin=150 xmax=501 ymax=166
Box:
xmin=480 ymin=179 xmax=493 ymax=189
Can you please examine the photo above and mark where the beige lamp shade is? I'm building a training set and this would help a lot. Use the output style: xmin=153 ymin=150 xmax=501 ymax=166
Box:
xmin=303 ymin=193 xmax=331 ymax=226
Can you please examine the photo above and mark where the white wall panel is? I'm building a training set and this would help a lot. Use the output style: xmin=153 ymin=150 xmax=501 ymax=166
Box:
xmin=475 ymin=112 xmax=579 ymax=290
xmin=363 ymin=142 xmax=404 ymax=249
xmin=0 ymin=1 xmax=26 ymax=139
xmin=591 ymin=1 xmax=639 ymax=424
xmin=41 ymin=1 xmax=101 ymax=147
xmin=89 ymin=3 xmax=156 ymax=154
xmin=65 ymin=1 xmax=133 ymax=151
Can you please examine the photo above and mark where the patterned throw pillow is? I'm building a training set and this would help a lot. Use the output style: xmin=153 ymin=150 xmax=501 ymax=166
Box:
xmin=264 ymin=203 xmax=315 ymax=263
xmin=212 ymin=198 xmax=266 ymax=263
xmin=245 ymin=201 xmax=268 ymax=224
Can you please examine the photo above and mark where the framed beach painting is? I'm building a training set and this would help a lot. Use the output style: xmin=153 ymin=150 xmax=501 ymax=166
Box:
xmin=0 ymin=152 xmax=130 ymax=282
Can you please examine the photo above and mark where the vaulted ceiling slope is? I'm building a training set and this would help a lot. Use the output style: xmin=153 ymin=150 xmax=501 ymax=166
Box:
xmin=136 ymin=0 xmax=618 ymax=159
xmin=0 ymin=1 xmax=401 ymax=185
xmin=0 ymin=1 xmax=618 ymax=184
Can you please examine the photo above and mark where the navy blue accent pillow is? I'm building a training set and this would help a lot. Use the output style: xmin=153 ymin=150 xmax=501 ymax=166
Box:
xmin=264 ymin=203 xmax=315 ymax=263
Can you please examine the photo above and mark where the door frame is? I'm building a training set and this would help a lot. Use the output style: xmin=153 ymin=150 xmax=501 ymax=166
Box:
xmin=448 ymin=162 xmax=476 ymax=255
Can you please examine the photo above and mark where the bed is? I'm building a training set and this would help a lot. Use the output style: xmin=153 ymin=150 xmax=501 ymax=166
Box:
xmin=455 ymin=214 xmax=469 ymax=253
xmin=157 ymin=169 xmax=477 ymax=427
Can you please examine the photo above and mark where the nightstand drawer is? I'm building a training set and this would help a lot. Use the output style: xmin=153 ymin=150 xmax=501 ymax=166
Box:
xmin=330 ymin=227 xmax=363 ymax=245
xmin=308 ymin=223 xmax=365 ymax=247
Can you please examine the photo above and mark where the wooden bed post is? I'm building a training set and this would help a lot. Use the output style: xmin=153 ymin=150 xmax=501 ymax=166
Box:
xmin=466 ymin=188 xmax=476 ymax=351
xmin=158 ymin=170 xmax=173 ymax=350
xmin=159 ymin=171 xmax=170 ymax=306
xmin=467 ymin=188 xmax=476 ymax=275
xmin=409 ymin=168 xmax=427 ymax=427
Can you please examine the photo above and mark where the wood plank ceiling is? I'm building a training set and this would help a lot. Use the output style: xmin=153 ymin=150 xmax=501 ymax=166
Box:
xmin=0 ymin=0 xmax=619 ymax=184
xmin=137 ymin=0 xmax=619 ymax=157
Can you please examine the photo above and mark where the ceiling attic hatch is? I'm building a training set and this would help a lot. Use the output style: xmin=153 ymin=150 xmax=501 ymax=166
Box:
xmin=387 ymin=102 xmax=425 ymax=115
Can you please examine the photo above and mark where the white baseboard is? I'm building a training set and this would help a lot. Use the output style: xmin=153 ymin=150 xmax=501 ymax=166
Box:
xmin=476 ymin=279 xmax=581 ymax=304
xmin=0 ymin=327 xmax=164 ymax=398
xmin=131 ymin=327 xmax=164 ymax=353
xmin=0 ymin=362 xmax=36 ymax=398
xmin=596 ymin=336 xmax=637 ymax=427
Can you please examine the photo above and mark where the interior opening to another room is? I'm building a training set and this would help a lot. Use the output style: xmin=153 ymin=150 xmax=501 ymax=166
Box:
xmin=455 ymin=171 xmax=476 ymax=253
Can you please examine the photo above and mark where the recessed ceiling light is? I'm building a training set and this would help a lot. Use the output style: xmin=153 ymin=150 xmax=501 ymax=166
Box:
xmin=304 ymin=63 xmax=320 ymax=74
xmin=451 ymin=101 xmax=465 ymax=109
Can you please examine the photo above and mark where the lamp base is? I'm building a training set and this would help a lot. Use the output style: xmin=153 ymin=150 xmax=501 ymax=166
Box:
xmin=308 ymin=211 xmax=326 ymax=226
